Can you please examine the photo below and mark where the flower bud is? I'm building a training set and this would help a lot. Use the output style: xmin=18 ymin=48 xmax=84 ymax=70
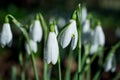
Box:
xmin=25 ymin=40 xmax=37 ymax=54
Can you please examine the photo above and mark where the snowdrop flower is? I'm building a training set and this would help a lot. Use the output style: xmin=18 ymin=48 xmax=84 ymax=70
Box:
xmin=25 ymin=40 xmax=37 ymax=55
xmin=44 ymin=24 xmax=59 ymax=64
xmin=57 ymin=17 xmax=66 ymax=29
xmin=104 ymin=54 xmax=116 ymax=72
xmin=89 ymin=44 xmax=98 ymax=54
xmin=59 ymin=19 xmax=78 ymax=50
xmin=0 ymin=23 xmax=13 ymax=48
xmin=82 ymin=19 xmax=93 ymax=45
xmin=82 ymin=19 xmax=90 ymax=33
xmin=29 ymin=20 xmax=43 ymax=42
xmin=81 ymin=6 xmax=87 ymax=24
xmin=90 ymin=24 xmax=105 ymax=54
xmin=94 ymin=25 xmax=105 ymax=46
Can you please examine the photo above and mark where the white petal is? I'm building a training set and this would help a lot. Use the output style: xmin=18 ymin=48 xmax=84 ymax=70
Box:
xmin=0 ymin=23 xmax=12 ymax=48
xmin=111 ymin=55 xmax=116 ymax=72
xmin=44 ymin=34 xmax=52 ymax=64
xmin=59 ymin=20 xmax=74 ymax=48
xmin=90 ymin=44 xmax=98 ymax=54
xmin=82 ymin=19 xmax=90 ymax=33
xmin=82 ymin=6 xmax=87 ymax=24
xmin=44 ymin=32 xmax=59 ymax=64
xmin=104 ymin=54 xmax=113 ymax=72
xmin=95 ymin=25 xmax=105 ymax=46
xmin=29 ymin=20 xmax=43 ymax=42
xmin=71 ymin=20 xmax=78 ymax=50
xmin=51 ymin=33 xmax=59 ymax=64
xmin=25 ymin=40 xmax=38 ymax=55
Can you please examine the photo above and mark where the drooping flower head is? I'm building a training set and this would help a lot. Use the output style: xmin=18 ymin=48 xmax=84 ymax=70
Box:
xmin=25 ymin=40 xmax=38 ymax=55
xmin=82 ymin=19 xmax=93 ymax=45
xmin=44 ymin=22 xmax=59 ymax=64
xmin=104 ymin=54 xmax=116 ymax=72
xmin=94 ymin=24 xmax=105 ymax=46
xmin=59 ymin=19 xmax=78 ymax=50
xmin=0 ymin=17 xmax=13 ymax=48
xmin=29 ymin=14 xmax=43 ymax=42
xmin=90 ymin=22 xmax=105 ymax=54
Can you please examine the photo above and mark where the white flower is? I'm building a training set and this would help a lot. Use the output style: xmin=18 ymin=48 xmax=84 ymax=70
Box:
xmin=81 ymin=6 xmax=87 ymax=24
xmin=82 ymin=19 xmax=90 ymax=33
xmin=59 ymin=19 xmax=78 ymax=50
xmin=44 ymin=32 xmax=59 ymax=64
xmin=82 ymin=19 xmax=93 ymax=45
xmin=104 ymin=54 xmax=116 ymax=72
xmin=29 ymin=20 xmax=43 ymax=42
xmin=57 ymin=17 xmax=66 ymax=29
xmin=89 ymin=44 xmax=98 ymax=54
xmin=0 ymin=23 xmax=13 ymax=48
xmin=90 ymin=24 xmax=105 ymax=54
xmin=25 ymin=40 xmax=37 ymax=55
xmin=94 ymin=25 xmax=105 ymax=46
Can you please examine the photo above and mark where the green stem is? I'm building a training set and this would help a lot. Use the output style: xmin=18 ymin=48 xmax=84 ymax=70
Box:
xmin=82 ymin=45 xmax=90 ymax=68
xmin=44 ymin=62 xmax=47 ymax=80
xmin=39 ymin=13 xmax=48 ymax=80
xmin=11 ymin=66 xmax=17 ymax=80
xmin=58 ymin=56 xmax=62 ymax=80
xmin=19 ymin=53 xmax=25 ymax=80
xmin=25 ymin=54 xmax=30 ymax=80
xmin=93 ymin=69 xmax=101 ymax=80
xmin=65 ymin=47 xmax=73 ymax=80
xmin=78 ymin=46 xmax=82 ymax=80
xmin=76 ymin=4 xmax=82 ymax=80
xmin=86 ymin=64 xmax=90 ymax=80
xmin=31 ymin=53 xmax=39 ymax=80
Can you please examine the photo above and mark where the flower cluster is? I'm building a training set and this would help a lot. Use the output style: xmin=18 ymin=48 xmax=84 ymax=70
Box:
xmin=0 ymin=4 xmax=119 ymax=80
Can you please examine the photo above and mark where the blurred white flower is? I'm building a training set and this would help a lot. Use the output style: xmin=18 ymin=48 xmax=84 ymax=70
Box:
xmin=0 ymin=23 xmax=13 ymax=48
xmin=89 ymin=44 xmax=98 ymax=54
xmin=104 ymin=54 xmax=116 ymax=72
xmin=29 ymin=20 xmax=43 ymax=42
xmin=82 ymin=19 xmax=93 ymax=45
xmin=25 ymin=40 xmax=37 ymax=55
xmin=82 ymin=19 xmax=90 ymax=33
xmin=90 ymin=24 xmax=105 ymax=54
xmin=44 ymin=32 xmax=59 ymax=64
xmin=59 ymin=19 xmax=78 ymax=50
xmin=81 ymin=6 xmax=87 ymax=24
xmin=94 ymin=25 xmax=105 ymax=46
xmin=57 ymin=17 xmax=66 ymax=29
